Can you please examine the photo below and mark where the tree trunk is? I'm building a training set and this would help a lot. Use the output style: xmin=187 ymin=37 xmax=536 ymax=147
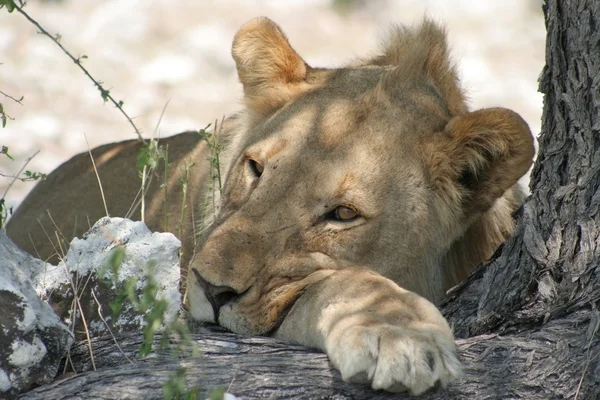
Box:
xmin=19 ymin=1 xmax=600 ymax=399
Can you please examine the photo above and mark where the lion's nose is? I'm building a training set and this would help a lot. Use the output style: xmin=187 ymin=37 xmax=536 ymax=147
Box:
xmin=191 ymin=269 xmax=237 ymax=319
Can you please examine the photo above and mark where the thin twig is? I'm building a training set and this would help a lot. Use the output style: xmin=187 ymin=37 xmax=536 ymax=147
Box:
xmin=0 ymin=90 xmax=23 ymax=104
xmin=1 ymin=149 xmax=39 ymax=200
xmin=84 ymin=133 xmax=109 ymax=217
xmin=140 ymin=164 xmax=147 ymax=223
xmin=59 ymin=249 xmax=96 ymax=371
xmin=227 ymin=365 xmax=239 ymax=393
xmin=12 ymin=3 xmax=144 ymax=142
xmin=52 ymin=219 xmax=66 ymax=258
xmin=125 ymin=172 xmax=155 ymax=220
xmin=36 ymin=217 xmax=61 ymax=261
xmin=153 ymin=98 xmax=171 ymax=140
xmin=163 ymin=143 xmax=169 ymax=232
xmin=90 ymin=288 xmax=135 ymax=365
xmin=215 ymin=115 xmax=225 ymax=192
xmin=71 ymin=214 xmax=78 ymax=244
xmin=124 ymin=185 xmax=144 ymax=220
xmin=27 ymin=232 xmax=42 ymax=260
xmin=46 ymin=210 xmax=70 ymax=253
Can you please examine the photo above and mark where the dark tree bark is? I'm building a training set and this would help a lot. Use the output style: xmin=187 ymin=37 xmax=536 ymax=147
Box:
xmin=19 ymin=1 xmax=600 ymax=399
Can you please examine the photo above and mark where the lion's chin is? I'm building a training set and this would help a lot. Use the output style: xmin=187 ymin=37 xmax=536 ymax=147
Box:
xmin=187 ymin=283 xmax=216 ymax=323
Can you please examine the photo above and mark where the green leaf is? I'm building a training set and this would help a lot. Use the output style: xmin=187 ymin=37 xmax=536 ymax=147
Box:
xmin=1 ymin=146 xmax=14 ymax=160
xmin=99 ymin=246 xmax=126 ymax=281
xmin=138 ymin=340 xmax=152 ymax=357
xmin=100 ymin=88 xmax=110 ymax=102
xmin=137 ymin=146 xmax=151 ymax=176
xmin=1 ymin=0 xmax=17 ymax=13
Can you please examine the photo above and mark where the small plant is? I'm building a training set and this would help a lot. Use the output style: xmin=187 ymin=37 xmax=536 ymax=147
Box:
xmin=0 ymin=146 xmax=47 ymax=230
xmin=100 ymin=247 xmax=208 ymax=398
xmin=136 ymin=139 xmax=168 ymax=223
xmin=175 ymin=159 xmax=195 ymax=242
xmin=0 ymin=92 xmax=23 ymax=127
xmin=198 ymin=122 xmax=223 ymax=194
xmin=101 ymin=247 xmax=168 ymax=356
xmin=1 ymin=2 xmax=231 ymax=397
xmin=197 ymin=121 xmax=224 ymax=235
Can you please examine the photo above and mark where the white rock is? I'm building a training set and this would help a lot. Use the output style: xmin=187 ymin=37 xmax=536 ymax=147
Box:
xmin=35 ymin=217 xmax=182 ymax=337
xmin=0 ymin=232 xmax=73 ymax=396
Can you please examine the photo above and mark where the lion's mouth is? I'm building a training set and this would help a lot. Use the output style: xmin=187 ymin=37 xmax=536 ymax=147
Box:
xmin=192 ymin=269 xmax=237 ymax=322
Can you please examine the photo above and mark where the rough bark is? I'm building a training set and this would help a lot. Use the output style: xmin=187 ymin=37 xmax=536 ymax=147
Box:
xmin=18 ymin=311 xmax=600 ymax=400
xmin=18 ymin=0 xmax=600 ymax=398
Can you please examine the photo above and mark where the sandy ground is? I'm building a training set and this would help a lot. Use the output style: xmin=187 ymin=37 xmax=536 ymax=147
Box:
xmin=0 ymin=0 xmax=545 ymax=213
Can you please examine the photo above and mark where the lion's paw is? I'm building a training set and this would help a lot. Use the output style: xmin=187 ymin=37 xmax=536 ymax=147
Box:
xmin=326 ymin=324 xmax=462 ymax=394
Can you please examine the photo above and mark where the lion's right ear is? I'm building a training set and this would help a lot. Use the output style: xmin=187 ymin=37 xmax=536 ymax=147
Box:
xmin=232 ymin=17 xmax=314 ymax=118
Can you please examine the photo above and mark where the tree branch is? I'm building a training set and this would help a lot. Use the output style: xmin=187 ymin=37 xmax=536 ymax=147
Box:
xmin=10 ymin=3 xmax=144 ymax=142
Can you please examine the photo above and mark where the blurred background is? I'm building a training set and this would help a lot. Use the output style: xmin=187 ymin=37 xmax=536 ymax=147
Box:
xmin=0 ymin=0 xmax=545 ymax=213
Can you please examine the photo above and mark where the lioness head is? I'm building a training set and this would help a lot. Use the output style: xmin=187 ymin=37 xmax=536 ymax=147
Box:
xmin=187 ymin=18 xmax=534 ymax=335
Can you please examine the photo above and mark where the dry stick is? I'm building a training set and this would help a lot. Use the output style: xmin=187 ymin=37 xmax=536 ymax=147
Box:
xmin=215 ymin=115 xmax=225 ymax=192
xmin=124 ymin=185 xmax=144 ymax=220
xmin=36 ymin=217 xmax=61 ymax=261
xmin=46 ymin=211 xmax=70 ymax=255
xmin=227 ymin=365 xmax=239 ymax=394
xmin=163 ymin=143 xmax=169 ymax=232
xmin=12 ymin=4 xmax=144 ymax=142
xmin=210 ymin=120 xmax=218 ymax=215
xmin=177 ymin=161 xmax=191 ymax=242
xmin=84 ymin=133 xmax=109 ymax=217
xmin=125 ymin=172 xmax=155 ymax=220
xmin=126 ymin=98 xmax=172 ymax=222
xmin=181 ymin=186 xmax=198 ymax=304
xmin=140 ymin=98 xmax=171 ymax=224
xmin=63 ymin=353 xmax=77 ymax=375
xmin=27 ymin=232 xmax=42 ymax=260
xmin=58 ymin=242 xmax=97 ymax=371
xmin=90 ymin=288 xmax=135 ymax=365
xmin=153 ymin=98 xmax=171 ymax=139
xmin=1 ymin=149 xmax=39 ymax=200
xmin=71 ymin=214 xmax=79 ymax=244
xmin=140 ymin=164 xmax=147 ymax=223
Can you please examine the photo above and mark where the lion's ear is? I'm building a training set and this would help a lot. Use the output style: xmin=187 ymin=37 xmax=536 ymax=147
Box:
xmin=232 ymin=17 xmax=313 ymax=118
xmin=426 ymin=108 xmax=535 ymax=216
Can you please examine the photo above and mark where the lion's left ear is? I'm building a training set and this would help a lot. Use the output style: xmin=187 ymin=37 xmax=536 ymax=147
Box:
xmin=232 ymin=17 xmax=316 ymax=118
xmin=425 ymin=107 xmax=535 ymax=216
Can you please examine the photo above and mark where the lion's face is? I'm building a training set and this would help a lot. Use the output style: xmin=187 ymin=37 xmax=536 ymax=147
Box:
xmin=187 ymin=18 xmax=534 ymax=335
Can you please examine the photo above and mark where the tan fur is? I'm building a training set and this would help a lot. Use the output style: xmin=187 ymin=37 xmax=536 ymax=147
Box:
xmin=7 ymin=18 xmax=534 ymax=394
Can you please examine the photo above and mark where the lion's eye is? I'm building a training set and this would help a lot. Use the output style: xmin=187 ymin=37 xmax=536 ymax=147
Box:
xmin=331 ymin=206 xmax=359 ymax=221
xmin=248 ymin=159 xmax=264 ymax=177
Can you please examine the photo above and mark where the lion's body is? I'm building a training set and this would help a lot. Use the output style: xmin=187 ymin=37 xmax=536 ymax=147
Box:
xmin=7 ymin=18 xmax=534 ymax=394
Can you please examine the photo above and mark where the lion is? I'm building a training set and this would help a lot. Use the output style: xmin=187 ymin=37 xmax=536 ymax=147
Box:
xmin=7 ymin=18 xmax=534 ymax=394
